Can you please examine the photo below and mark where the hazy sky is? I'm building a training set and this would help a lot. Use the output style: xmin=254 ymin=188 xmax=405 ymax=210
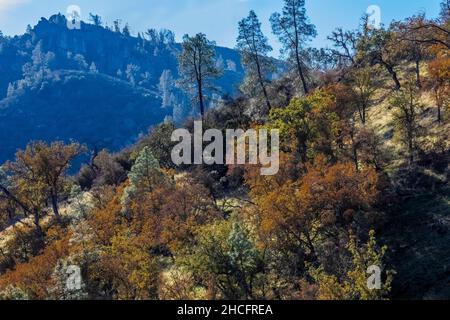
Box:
xmin=0 ymin=0 xmax=442 ymax=56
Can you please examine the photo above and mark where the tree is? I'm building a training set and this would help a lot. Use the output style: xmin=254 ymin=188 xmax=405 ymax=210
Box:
xmin=6 ymin=83 xmax=14 ymax=97
xmin=137 ymin=122 xmax=178 ymax=169
xmin=237 ymin=11 xmax=274 ymax=112
xmin=121 ymin=147 xmax=166 ymax=213
xmin=113 ymin=20 xmax=122 ymax=33
xmin=350 ymin=66 xmax=379 ymax=125
xmin=158 ymin=70 xmax=175 ymax=109
xmin=327 ymin=28 xmax=358 ymax=67
xmin=441 ymin=0 xmax=450 ymax=23
xmin=187 ymin=219 xmax=264 ymax=299
xmin=246 ymin=155 xmax=380 ymax=280
xmin=7 ymin=142 xmax=84 ymax=221
xmin=427 ymin=56 xmax=450 ymax=123
xmin=0 ymin=142 xmax=83 ymax=237
xmin=77 ymin=149 xmax=127 ymax=189
xmin=0 ymin=171 xmax=45 ymax=238
xmin=89 ymin=62 xmax=98 ymax=73
xmin=73 ymin=54 xmax=88 ymax=70
xmin=309 ymin=230 xmax=394 ymax=300
xmin=125 ymin=64 xmax=140 ymax=86
xmin=269 ymin=90 xmax=339 ymax=163
xmin=356 ymin=26 xmax=402 ymax=90
xmin=122 ymin=24 xmax=131 ymax=37
xmin=128 ymin=147 xmax=165 ymax=193
xmin=88 ymin=231 xmax=160 ymax=299
xmin=22 ymin=41 xmax=55 ymax=87
xmin=178 ymin=33 xmax=221 ymax=118
xmin=392 ymin=14 xmax=427 ymax=88
xmin=271 ymin=0 xmax=317 ymax=94
xmin=400 ymin=3 xmax=450 ymax=53
xmin=390 ymin=80 xmax=423 ymax=165
xmin=89 ymin=13 xmax=103 ymax=26
xmin=227 ymin=222 xmax=262 ymax=299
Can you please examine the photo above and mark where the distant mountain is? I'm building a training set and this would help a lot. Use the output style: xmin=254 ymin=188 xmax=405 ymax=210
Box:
xmin=0 ymin=14 xmax=246 ymax=164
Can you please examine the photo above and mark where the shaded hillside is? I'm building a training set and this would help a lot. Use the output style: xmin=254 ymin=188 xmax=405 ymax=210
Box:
xmin=0 ymin=70 xmax=167 ymax=164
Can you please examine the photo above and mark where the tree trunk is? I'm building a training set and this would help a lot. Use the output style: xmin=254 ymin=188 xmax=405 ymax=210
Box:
xmin=382 ymin=61 xmax=401 ymax=90
xmin=436 ymin=89 xmax=442 ymax=123
xmin=438 ymin=103 xmax=442 ymax=124
xmin=33 ymin=209 xmax=43 ymax=239
xmin=51 ymin=192 xmax=61 ymax=223
xmin=415 ymin=57 xmax=422 ymax=89
xmin=255 ymin=56 xmax=272 ymax=112
xmin=198 ymin=81 xmax=205 ymax=117
xmin=295 ymin=49 xmax=309 ymax=95
xmin=350 ymin=127 xmax=359 ymax=171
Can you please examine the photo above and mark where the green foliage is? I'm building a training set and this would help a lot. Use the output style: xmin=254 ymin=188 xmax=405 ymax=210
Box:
xmin=0 ymin=285 xmax=29 ymax=300
xmin=237 ymin=10 xmax=274 ymax=111
xmin=270 ymin=0 xmax=316 ymax=93
xmin=137 ymin=122 xmax=178 ymax=169
xmin=121 ymin=146 xmax=166 ymax=213
xmin=128 ymin=146 xmax=164 ymax=193
xmin=1 ymin=2 xmax=449 ymax=302
xmin=390 ymin=80 xmax=423 ymax=164
xmin=310 ymin=230 xmax=394 ymax=300
xmin=185 ymin=220 xmax=264 ymax=300
xmin=269 ymin=90 xmax=339 ymax=161
xmin=178 ymin=33 xmax=221 ymax=116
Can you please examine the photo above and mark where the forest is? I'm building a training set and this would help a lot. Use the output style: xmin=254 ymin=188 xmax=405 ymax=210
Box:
xmin=0 ymin=0 xmax=449 ymax=300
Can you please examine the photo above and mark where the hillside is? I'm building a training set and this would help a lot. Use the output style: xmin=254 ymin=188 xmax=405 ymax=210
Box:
xmin=0 ymin=14 xmax=247 ymax=164
xmin=0 ymin=70 xmax=167 ymax=165
xmin=0 ymin=0 xmax=449 ymax=302
xmin=365 ymin=81 xmax=450 ymax=299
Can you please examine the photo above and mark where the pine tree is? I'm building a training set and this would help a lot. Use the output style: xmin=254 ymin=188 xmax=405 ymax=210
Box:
xmin=121 ymin=147 xmax=165 ymax=213
xmin=271 ymin=0 xmax=317 ymax=94
xmin=159 ymin=70 xmax=174 ymax=108
xmin=130 ymin=147 xmax=163 ymax=192
xmin=89 ymin=62 xmax=98 ymax=73
xmin=126 ymin=64 xmax=140 ymax=86
xmin=178 ymin=33 xmax=221 ymax=117
xmin=6 ymin=82 xmax=14 ymax=97
xmin=227 ymin=223 xmax=261 ymax=299
xmin=237 ymin=11 xmax=274 ymax=111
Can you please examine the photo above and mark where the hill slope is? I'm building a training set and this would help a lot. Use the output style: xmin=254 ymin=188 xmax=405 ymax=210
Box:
xmin=0 ymin=14 xmax=249 ymax=164
xmin=0 ymin=70 xmax=167 ymax=164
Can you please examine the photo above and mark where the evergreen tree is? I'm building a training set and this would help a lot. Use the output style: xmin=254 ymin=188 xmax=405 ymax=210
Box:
xmin=22 ymin=41 xmax=55 ymax=86
xmin=178 ymin=33 xmax=221 ymax=117
xmin=227 ymin=223 xmax=261 ymax=299
xmin=89 ymin=62 xmax=98 ymax=73
xmin=6 ymin=82 xmax=15 ymax=97
xmin=271 ymin=0 xmax=317 ymax=94
xmin=159 ymin=70 xmax=174 ymax=109
xmin=126 ymin=64 xmax=140 ymax=86
xmin=237 ymin=10 xmax=274 ymax=111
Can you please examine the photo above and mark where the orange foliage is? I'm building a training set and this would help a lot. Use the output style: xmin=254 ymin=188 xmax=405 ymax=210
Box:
xmin=247 ymin=155 xmax=380 ymax=257
xmin=0 ymin=233 xmax=72 ymax=299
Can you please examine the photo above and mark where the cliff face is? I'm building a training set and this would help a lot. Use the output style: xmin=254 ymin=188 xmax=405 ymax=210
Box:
xmin=0 ymin=14 xmax=246 ymax=164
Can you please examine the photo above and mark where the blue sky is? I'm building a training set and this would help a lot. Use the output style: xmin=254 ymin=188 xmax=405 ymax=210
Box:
xmin=0 ymin=0 xmax=442 ymax=56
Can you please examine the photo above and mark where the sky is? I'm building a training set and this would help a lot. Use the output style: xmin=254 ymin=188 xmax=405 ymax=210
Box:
xmin=0 ymin=0 xmax=443 ymax=57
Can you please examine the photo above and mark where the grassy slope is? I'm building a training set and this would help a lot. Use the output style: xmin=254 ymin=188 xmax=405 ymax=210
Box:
xmin=366 ymin=66 xmax=450 ymax=299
